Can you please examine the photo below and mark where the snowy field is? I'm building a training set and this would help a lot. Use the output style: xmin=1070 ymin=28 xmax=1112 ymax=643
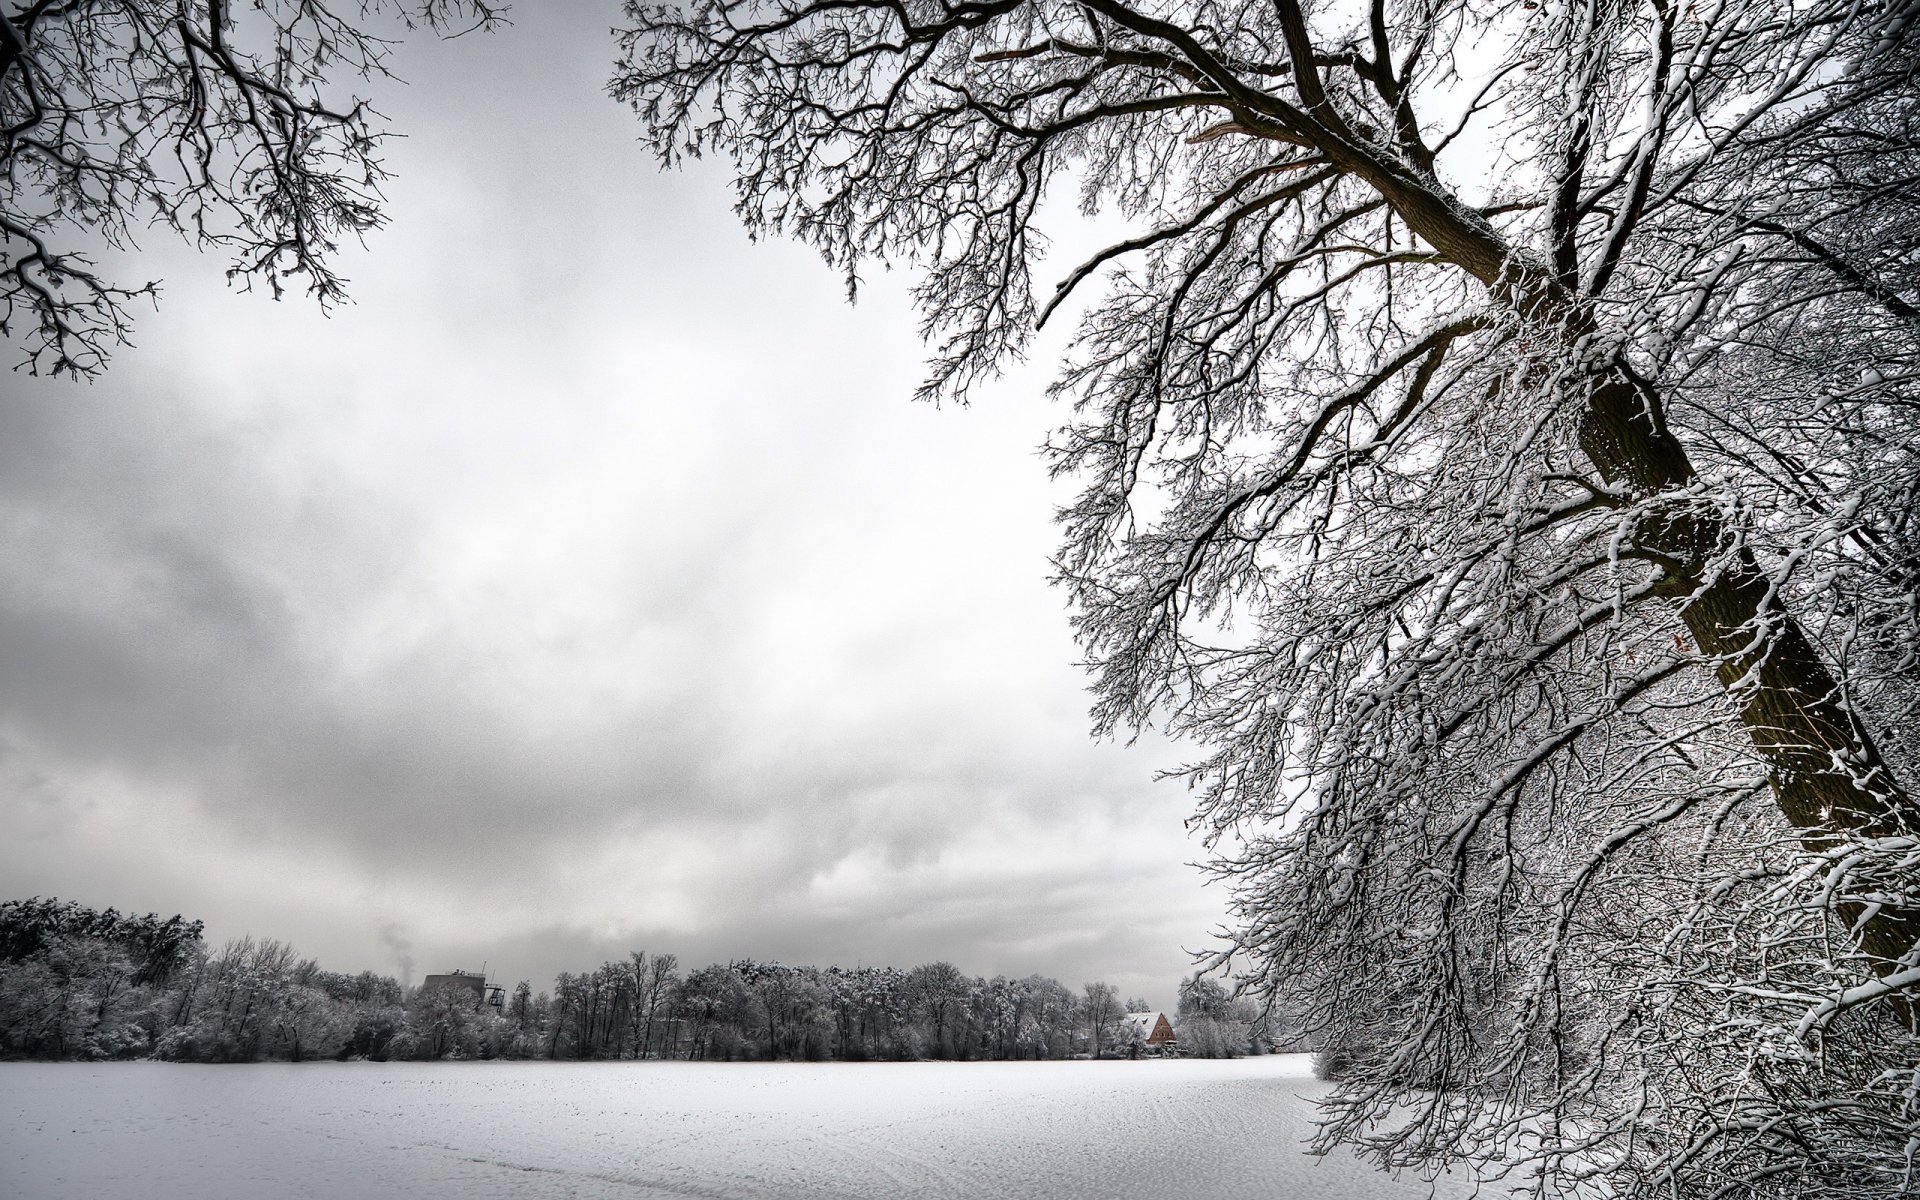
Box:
xmin=3 ymin=1054 xmax=1480 ymax=1199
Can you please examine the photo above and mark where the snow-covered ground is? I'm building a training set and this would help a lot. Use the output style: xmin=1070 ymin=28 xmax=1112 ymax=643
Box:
xmin=3 ymin=1054 xmax=1478 ymax=1198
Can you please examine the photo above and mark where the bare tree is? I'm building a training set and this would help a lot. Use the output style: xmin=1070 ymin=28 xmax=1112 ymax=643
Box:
xmin=1079 ymin=980 xmax=1119 ymax=1057
xmin=638 ymin=951 xmax=677 ymax=1059
xmin=616 ymin=0 xmax=1919 ymax=1193
xmin=1 ymin=0 xmax=503 ymax=378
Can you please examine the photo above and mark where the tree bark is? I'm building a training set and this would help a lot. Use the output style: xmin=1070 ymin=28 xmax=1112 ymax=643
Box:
xmin=1316 ymin=142 xmax=1920 ymax=972
xmin=1576 ymin=372 xmax=1920 ymax=970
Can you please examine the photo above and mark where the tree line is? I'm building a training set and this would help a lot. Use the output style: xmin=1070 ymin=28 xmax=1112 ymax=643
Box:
xmin=0 ymin=898 xmax=1290 ymax=1064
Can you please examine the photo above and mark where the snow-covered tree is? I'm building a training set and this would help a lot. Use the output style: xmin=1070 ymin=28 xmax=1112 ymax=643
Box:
xmin=1 ymin=0 xmax=502 ymax=377
xmin=1176 ymin=975 xmax=1231 ymax=1023
xmin=637 ymin=952 xmax=678 ymax=1058
xmin=906 ymin=960 xmax=972 ymax=1058
xmin=616 ymin=0 xmax=1920 ymax=1191
xmin=272 ymin=984 xmax=349 ymax=1062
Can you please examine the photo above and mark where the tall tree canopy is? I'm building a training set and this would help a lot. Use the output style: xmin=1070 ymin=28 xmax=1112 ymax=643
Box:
xmin=615 ymin=0 xmax=1920 ymax=1193
xmin=1 ymin=0 xmax=501 ymax=378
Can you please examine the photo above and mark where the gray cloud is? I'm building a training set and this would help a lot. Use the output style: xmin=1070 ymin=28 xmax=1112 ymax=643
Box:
xmin=0 ymin=3 xmax=1224 ymax=1006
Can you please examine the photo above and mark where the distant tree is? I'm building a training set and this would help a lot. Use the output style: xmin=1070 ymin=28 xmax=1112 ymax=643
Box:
xmin=906 ymin=961 xmax=971 ymax=1059
xmin=586 ymin=958 xmax=638 ymax=1058
xmin=159 ymin=936 xmax=299 ymax=1061
xmin=272 ymin=984 xmax=347 ymax=1062
xmin=734 ymin=960 xmax=833 ymax=1060
xmin=733 ymin=959 xmax=788 ymax=1058
xmin=1174 ymin=976 xmax=1242 ymax=1059
xmin=974 ymin=974 xmax=1074 ymax=1061
xmin=0 ymin=953 xmax=60 ymax=1053
xmin=0 ymin=898 xmax=203 ymax=987
xmin=672 ymin=963 xmax=753 ymax=1061
xmin=974 ymin=976 xmax=1015 ymax=1060
xmin=546 ymin=972 xmax=577 ymax=1058
xmin=823 ymin=964 xmax=911 ymax=1060
xmin=524 ymin=989 xmax=552 ymax=1053
xmin=1 ymin=0 xmax=504 ymax=378
xmin=339 ymin=997 xmax=408 ymax=1061
xmin=636 ymin=953 xmax=677 ymax=1058
xmin=1080 ymin=982 xmax=1121 ymax=1058
xmin=0 ymin=935 xmax=139 ymax=1057
xmin=1176 ymin=976 xmax=1230 ymax=1023
xmin=409 ymin=975 xmax=495 ymax=1059
xmin=1179 ymin=1017 xmax=1241 ymax=1060
xmin=310 ymin=968 xmax=403 ymax=1009
xmin=1021 ymin=975 xmax=1076 ymax=1059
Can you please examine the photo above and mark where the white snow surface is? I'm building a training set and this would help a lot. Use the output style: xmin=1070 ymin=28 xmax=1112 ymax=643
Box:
xmin=3 ymin=1054 xmax=1482 ymax=1199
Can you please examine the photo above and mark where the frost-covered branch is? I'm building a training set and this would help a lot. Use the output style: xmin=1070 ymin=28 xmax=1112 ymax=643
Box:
xmin=1 ymin=0 xmax=506 ymax=377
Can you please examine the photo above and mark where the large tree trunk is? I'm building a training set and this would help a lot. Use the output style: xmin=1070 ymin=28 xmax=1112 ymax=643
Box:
xmin=1577 ymin=373 xmax=1920 ymax=969
xmin=1321 ymin=140 xmax=1920 ymax=971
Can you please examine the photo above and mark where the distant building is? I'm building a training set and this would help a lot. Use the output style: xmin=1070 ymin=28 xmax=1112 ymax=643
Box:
xmin=1123 ymin=1011 xmax=1176 ymax=1048
xmin=421 ymin=969 xmax=505 ymax=1009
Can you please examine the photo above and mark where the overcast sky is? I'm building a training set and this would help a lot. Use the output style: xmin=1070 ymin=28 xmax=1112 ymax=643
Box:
xmin=0 ymin=3 xmax=1227 ymax=1006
